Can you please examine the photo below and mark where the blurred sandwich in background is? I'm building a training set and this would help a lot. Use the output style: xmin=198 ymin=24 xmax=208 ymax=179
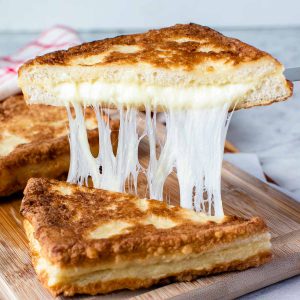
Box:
xmin=0 ymin=94 xmax=118 ymax=197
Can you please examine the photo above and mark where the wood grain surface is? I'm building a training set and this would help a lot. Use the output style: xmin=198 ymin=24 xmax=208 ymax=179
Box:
xmin=0 ymin=123 xmax=299 ymax=299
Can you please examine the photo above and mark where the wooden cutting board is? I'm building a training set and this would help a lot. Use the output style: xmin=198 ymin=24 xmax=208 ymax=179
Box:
xmin=0 ymin=160 xmax=299 ymax=300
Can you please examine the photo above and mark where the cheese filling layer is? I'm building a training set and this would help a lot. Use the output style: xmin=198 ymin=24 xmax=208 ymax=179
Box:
xmin=33 ymin=233 xmax=271 ymax=287
xmin=53 ymin=81 xmax=256 ymax=109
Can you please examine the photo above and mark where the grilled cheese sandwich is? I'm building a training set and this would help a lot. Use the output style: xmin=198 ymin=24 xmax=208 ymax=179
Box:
xmin=17 ymin=23 xmax=293 ymax=213
xmin=21 ymin=178 xmax=272 ymax=296
xmin=18 ymin=24 xmax=292 ymax=110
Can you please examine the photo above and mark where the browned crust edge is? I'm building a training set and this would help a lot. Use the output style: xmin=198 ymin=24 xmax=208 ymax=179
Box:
xmin=18 ymin=23 xmax=274 ymax=73
xmin=38 ymin=251 xmax=272 ymax=296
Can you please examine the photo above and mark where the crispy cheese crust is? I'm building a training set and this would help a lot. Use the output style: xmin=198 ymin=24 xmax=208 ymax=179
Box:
xmin=19 ymin=24 xmax=276 ymax=70
xmin=21 ymin=178 xmax=272 ymax=296
xmin=0 ymin=95 xmax=119 ymax=196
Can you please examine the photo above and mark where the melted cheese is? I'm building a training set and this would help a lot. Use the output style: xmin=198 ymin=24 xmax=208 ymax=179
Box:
xmin=67 ymin=104 xmax=140 ymax=193
xmin=54 ymin=72 xmax=254 ymax=216
xmin=54 ymin=81 xmax=255 ymax=109
xmin=144 ymin=104 xmax=231 ymax=215
xmin=66 ymin=102 xmax=232 ymax=216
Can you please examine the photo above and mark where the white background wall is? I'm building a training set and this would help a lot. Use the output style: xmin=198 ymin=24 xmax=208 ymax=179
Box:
xmin=1 ymin=0 xmax=300 ymax=32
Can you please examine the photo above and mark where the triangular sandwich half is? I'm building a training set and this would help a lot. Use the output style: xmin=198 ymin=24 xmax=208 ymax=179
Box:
xmin=18 ymin=23 xmax=292 ymax=110
xmin=21 ymin=178 xmax=272 ymax=296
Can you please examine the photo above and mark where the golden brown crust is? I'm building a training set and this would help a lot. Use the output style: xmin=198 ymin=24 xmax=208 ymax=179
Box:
xmin=20 ymin=178 xmax=269 ymax=268
xmin=24 ymin=215 xmax=271 ymax=297
xmin=34 ymin=249 xmax=272 ymax=296
xmin=0 ymin=95 xmax=119 ymax=196
xmin=58 ymin=251 xmax=272 ymax=296
xmin=19 ymin=23 xmax=276 ymax=73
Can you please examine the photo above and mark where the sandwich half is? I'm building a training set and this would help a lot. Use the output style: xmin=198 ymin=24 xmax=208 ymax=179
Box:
xmin=0 ymin=95 xmax=119 ymax=196
xmin=18 ymin=23 xmax=292 ymax=110
xmin=21 ymin=178 xmax=272 ymax=296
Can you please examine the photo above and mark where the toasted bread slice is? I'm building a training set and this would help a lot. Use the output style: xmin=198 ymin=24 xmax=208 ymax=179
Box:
xmin=0 ymin=95 xmax=118 ymax=196
xmin=18 ymin=23 xmax=292 ymax=110
xmin=21 ymin=178 xmax=272 ymax=296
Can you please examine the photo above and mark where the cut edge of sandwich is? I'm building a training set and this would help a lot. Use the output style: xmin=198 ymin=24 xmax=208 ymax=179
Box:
xmin=18 ymin=24 xmax=292 ymax=111
xmin=24 ymin=219 xmax=271 ymax=296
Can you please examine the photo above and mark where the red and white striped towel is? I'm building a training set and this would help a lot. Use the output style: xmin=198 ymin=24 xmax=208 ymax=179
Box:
xmin=0 ymin=25 xmax=80 ymax=101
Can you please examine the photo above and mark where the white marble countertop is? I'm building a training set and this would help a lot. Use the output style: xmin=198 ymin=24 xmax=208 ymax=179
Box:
xmin=0 ymin=27 xmax=299 ymax=299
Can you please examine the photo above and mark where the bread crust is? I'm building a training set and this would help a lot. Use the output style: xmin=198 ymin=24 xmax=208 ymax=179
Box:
xmin=21 ymin=178 xmax=269 ymax=268
xmin=19 ymin=24 xmax=276 ymax=72
xmin=234 ymin=80 xmax=293 ymax=111
xmin=34 ymin=249 xmax=272 ymax=296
